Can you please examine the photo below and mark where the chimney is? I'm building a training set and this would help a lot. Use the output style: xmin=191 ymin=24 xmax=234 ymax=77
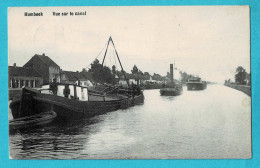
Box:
xmin=42 ymin=53 xmax=45 ymax=56
xmin=13 ymin=63 xmax=16 ymax=68
xmin=170 ymin=64 xmax=174 ymax=85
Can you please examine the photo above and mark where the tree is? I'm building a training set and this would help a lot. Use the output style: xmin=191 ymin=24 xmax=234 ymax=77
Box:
xmin=111 ymin=65 xmax=117 ymax=84
xmin=143 ymin=72 xmax=151 ymax=80
xmin=88 ymin=59 xmax=114 ymax=84
xmin=101 ymin=66 xmax=113 ymax=84
xmin=88 ymin=59 xmax=102 ymax=82
xmin=152 ymin=73 xmax=163 ymax=81
xmin=236 ymin=66 xmax=245 ymax=73
xmin=235 ymin=66 xmax=247 ymax=85
xmin=112 ymin=65 xmax=116 ymax=75
xmin=131 ymin=65 xmax=140 ymax=84
xmin=247 ymin=73 xmax=251 ymax=85
xmin=136 ymin=70 xmax=144 ymax=85
xmin=131 ymin=65 xmax=139 ymax=75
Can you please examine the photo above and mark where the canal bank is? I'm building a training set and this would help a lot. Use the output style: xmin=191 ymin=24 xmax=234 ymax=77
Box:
xmin=224 ymin=84 xmax=251 ymax=96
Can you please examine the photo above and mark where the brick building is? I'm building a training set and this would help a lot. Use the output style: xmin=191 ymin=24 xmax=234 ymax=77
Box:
xmin=23 ymin=53 xmax=60 ymax=84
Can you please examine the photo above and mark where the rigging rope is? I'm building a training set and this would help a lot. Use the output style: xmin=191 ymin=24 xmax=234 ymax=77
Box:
xmin=112 ymin=48 xmax=120 ymax=79
xmin=113 ymin=49 xmax=117 ymax=69
xmin=109 ymin=46 xmax=112 ymax=68
xmin=95 ymin=37 xmax=130 ymax=88
xmin=84 ymin=43 xmax=107 ymax=69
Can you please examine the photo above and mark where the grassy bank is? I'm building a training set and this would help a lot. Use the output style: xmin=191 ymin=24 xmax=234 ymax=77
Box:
xmin=224 ymin=84 xmax=251 ymax=96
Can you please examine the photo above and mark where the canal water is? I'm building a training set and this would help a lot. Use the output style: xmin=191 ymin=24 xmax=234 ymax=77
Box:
xmin=9 ymin=84 xmax=251 ymax=159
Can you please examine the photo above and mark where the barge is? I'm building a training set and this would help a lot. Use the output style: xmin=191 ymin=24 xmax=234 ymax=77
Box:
xmin=186 ymin=77 xmax=207 ymax=90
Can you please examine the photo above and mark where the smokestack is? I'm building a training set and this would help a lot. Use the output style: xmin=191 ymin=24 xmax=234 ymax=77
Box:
xmin=13 ymin=63 xmax=16 ymax=68
xmin=170 ymin=64 xmax=174 ymax=85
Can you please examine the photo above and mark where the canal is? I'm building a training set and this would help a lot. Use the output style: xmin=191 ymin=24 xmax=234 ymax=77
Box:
xmin=9 ymin=84 xmax=251 ymax=159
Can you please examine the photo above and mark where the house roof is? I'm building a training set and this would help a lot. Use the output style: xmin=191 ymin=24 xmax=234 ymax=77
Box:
xmin=62 ymin=71 xmax=92 ymax=81
xmin=31 ymin=54 xmax=59 ymax=67
xmin=36 ymin=54 xmax=59 ymax=67
xmin=9 ymin=66 xmax=42 ymax=77
xmin=80 ymin=71 xmax=92 ymax=80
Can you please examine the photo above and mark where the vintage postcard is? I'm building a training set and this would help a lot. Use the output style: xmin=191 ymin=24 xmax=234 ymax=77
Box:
xmin=8 ymin=6 xmax=251 ymax=159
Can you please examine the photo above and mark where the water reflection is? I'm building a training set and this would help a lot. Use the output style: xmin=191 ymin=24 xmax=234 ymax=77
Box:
xmin=9 ymin=85 xmax=251 ymax=159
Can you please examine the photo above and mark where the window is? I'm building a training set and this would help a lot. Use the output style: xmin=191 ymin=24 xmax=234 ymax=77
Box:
xmin=9 ymin=79 xmax=12 ymax=88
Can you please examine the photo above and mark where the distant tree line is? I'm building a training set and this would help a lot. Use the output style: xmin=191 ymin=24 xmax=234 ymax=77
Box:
xmin=179 ymin=71 xmax=195 ymax=84
xmin=225 ymin=66 xmax=251 ymax=85
xmin=82 ymin=59 xmax=195 ymax=85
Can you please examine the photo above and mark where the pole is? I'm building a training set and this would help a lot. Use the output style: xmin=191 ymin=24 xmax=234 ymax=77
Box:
xmin=95 ymin=37 xmax=111 ymax=88
xmin=110 ymin=37 xmax=130 ymax=88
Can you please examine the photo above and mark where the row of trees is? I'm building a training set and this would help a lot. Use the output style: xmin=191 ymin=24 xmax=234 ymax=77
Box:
xmin=83 ymin=59 xmax=194 ymax=85
xmin=235 ymin=66 xmax=251 ymax=85
xmin=225 ymin=66 xmax=251 ymax=85
xmin=179 ymin=71 xmax=195 ymax=84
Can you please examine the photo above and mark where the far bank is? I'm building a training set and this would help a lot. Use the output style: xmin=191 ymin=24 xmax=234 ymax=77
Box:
xmin=224 ymin=84 xmax=251 ymax=96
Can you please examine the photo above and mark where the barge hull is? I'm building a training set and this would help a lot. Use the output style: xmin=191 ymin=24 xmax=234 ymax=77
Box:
xmin=160 ymin=88 xmax=182 ymax=96
xmin=187 ymin=83 xmax=207 ymax=90
xmin=10 ymin=88 xmax=144 ymax=121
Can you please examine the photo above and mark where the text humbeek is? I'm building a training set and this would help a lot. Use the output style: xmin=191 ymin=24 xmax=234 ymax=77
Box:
xmin=24 ymin=12 xmax=43 ymax=16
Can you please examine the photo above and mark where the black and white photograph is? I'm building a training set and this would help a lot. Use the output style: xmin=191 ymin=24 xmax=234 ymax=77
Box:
xmin=8 ymin=6 xmax=251 ymax=159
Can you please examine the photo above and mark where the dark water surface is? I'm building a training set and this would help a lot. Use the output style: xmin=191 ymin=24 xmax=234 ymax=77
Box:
xmin=9 ymin=85 xmax=251 ymax=159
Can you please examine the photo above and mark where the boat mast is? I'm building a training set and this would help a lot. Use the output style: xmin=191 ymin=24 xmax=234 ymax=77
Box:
xmin=95 ymin=37 xmax=130 ymax=88
xmin=110 ymin=37 xmax=130 ymax=87
xmin=95 ymin=37 xmax=111 ymax=88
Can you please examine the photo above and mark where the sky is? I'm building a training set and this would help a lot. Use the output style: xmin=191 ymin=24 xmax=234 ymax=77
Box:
xmin=8 ymin=6 xmax=250 ymax=83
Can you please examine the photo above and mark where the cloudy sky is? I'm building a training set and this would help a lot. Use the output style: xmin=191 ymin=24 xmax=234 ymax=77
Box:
xmin=8 ymin=6 xmax=250 ymax=83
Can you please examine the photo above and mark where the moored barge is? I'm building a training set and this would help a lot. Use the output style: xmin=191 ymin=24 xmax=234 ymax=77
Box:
xmin=10 ymin=84 xmax=144 ymax=121
xmin=186 ymin=77 xmax=207 ymax=90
